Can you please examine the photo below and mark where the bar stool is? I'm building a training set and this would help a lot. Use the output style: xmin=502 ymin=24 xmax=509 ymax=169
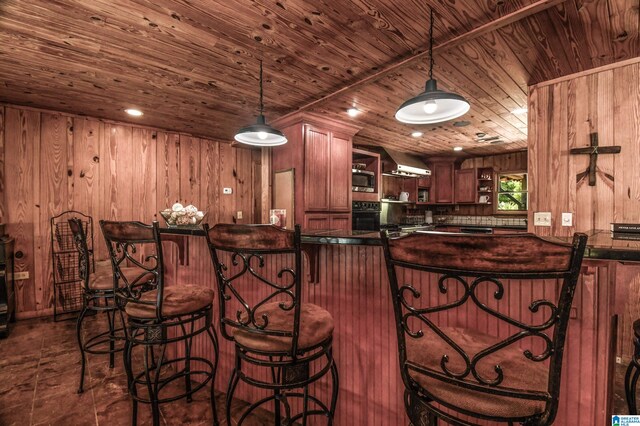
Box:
xmin=624 ymin=320 xmax=640 ymax=413
xmin=100 ymin=220 xmax=219 ymax=426
xmin=69 ymin=217 xmax=128 ymax=393
xmin=204 ymin=223 xmax=338 ymax=425
xmin=381 ymin=231 xmax=587 ymax=425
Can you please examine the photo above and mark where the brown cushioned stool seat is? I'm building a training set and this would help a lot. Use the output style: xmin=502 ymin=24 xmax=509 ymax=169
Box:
xmin=406 ymin=326 xmax=548 ymax=419
xmin=232 ymin=301 xmax=334 ymax=352
xmin=124 ymin=284 xmax=214 ymax=319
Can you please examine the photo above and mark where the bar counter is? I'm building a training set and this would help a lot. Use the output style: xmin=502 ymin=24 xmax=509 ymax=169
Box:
xmin=157 ymin=226 xmax=634 ymax=425
xmin=161 ymin=225 xmax=640 ymax=261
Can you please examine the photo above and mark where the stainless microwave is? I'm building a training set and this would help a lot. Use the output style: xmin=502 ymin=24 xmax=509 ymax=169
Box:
xmin=352 ymin=169 xmax=375 ymax=192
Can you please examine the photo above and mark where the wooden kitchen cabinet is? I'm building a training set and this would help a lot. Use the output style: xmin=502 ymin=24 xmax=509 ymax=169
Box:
xmin=328 ymin=134 xmax=351 ymax=211
xmin=455 ymin=168 xmax=477 ymax=203
xmin=304 ymin=126 xmax=331 ymax=211
xmin=431 ymin=161 xmax=455 ymax=204
xmin=304 ymin=213 xmax=351 ymax=230
xmin=272 ymin=112 xmax=361 ymax=229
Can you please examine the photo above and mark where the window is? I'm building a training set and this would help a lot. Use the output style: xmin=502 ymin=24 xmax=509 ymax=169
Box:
xmin=497 ymin=172 xmax=527 ymax=212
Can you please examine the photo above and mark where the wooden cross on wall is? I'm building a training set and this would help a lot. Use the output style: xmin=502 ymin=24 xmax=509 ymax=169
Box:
xmin=570 ymin=132 xmax=621 ymax=186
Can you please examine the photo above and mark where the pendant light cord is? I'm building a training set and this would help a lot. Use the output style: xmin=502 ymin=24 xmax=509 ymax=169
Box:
xmin=258 ymin=59 xmax=264 ymax=116
xmin=428 ymin=7 xmax=434 ymax=80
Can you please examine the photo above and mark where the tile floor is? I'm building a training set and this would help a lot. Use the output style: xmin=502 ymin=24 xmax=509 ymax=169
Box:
xmin=0 ymin=315 xmax=271 ymax=425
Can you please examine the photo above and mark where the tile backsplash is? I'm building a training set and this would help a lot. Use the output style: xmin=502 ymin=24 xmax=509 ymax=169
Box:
xmin=433 ymin=214 xmax=527 ymax=227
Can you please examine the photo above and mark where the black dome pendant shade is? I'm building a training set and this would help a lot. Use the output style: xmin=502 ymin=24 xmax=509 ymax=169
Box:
xmin=234 ymin=60 xmax=287 ymax=146
xmin=395 ymin=8 xmax=470 ymax=124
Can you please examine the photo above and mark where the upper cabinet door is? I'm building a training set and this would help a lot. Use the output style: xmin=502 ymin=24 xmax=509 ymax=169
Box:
xmin=329 ymin=133 xmax=352 ymax=212
xmin=433 ymin=162 xmax=455 ymax=203
xmin=304 ymin=126 xmax=331 ymax=211
xmin=454 ymin=168 xmax=476 ymax=203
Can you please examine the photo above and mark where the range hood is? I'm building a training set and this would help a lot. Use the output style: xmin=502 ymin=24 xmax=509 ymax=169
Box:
xmin=381 ymin=148 xmax=431 ymax=178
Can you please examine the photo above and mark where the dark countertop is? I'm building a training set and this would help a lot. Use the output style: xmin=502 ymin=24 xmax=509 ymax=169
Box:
xmin=158 ymin=225 xmax=640 ymax=262
xmin=434 ymin=223 xmax=528 ymax=230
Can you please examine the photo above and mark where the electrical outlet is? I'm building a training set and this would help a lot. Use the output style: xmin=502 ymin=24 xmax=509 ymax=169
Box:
xmin=223 ymin=187 xmax=232 ymax=195
xmin=533 ymin=212 xmax=552 ymax=227
xmin=237 ymin=211 xmax=243 ymax=220
xmin=561 ymin=212 xmax=573 ymax=227
xmin=13 ymin=271 xmax=29 ymax=280
xmin=616 ymin=356 xmax=623 ymax=364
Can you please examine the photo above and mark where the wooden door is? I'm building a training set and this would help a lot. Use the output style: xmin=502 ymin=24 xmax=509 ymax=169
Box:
xmin=433 ymin=162 xmax=455 ymax=203
xmin=304 ymin=126 xmax=330 ymax=211
xmin=329 ymin=133 xmax=351 ymax=212
xmin=330 ymin=214 xmax=351 ymax=230
xmin=455 ymin=169 xmax=476 ymax=203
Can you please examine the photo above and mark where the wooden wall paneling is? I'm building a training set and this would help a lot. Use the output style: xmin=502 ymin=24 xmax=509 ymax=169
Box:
xmin=550 ymin=81 xmax=571 ymax=237
xmin=178 ymin=135 xmax=201 ymax=209
xmin=594 ymin=70 xmax=616 ymax=232
xmin=251 ymin=149 xmax=262 ymax=223
xmin=0 ymin=106 xmax=5 ymax=223
xmin=4 ymin=108 xmax=39 ymax=315
xmin=72 ymin=118 xmax=104 ymax=257
xmin=131 ymin=128 xmax=157 ymax=223
xmin=235 ymin=147 xmax=253 ymax=224
xmin=218 ymin=142 xmax=236 ymax=223
xmin=260 ymin=147 xmax=271 ymax=224
xmin=613 ymin=61 xmax=640 ymax=223
xmin=155 ymin=131 xmax=181 ymax=215
xmin=572 ymin=75 xmax=595 ymax=232
xmin=200 ymin=139 xmax=221 ymax=226
xmin=36 ymin=112 xmax=72 ymax=311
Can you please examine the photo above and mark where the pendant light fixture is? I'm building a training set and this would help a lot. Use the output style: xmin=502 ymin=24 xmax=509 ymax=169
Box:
xmin=395 ymin=8 xmax=470 ymax=124
xmin=234 ymin=60 xmax=287 ymax=146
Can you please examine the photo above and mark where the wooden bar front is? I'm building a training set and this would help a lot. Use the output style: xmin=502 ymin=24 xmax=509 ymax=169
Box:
xmin=166 ymin=234 xmax=615 ymax=425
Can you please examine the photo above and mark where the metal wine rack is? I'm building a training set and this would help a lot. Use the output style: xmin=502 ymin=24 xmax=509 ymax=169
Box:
xmin=50 ymin=211 xmax=95 ymax=321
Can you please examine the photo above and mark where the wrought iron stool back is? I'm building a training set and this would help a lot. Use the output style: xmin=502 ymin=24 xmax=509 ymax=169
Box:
xmin=100 ymin=220 xmax=219 ymax=426
xmin=205 ymin=223 xmax=338 ymax=426
xmin=99 ymin=220 xmax=161 ymax=318
xmin=69 ymin=216 xmax=124 ymax=394
xmin=381 ymin=231 xmax=587 ymax=425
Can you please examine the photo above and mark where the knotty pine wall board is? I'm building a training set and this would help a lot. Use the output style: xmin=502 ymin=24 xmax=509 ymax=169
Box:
xmin=0 ymin=105 xmax=264 ymax=318
xmin=528 ymin=59 xmax=640 ymax=236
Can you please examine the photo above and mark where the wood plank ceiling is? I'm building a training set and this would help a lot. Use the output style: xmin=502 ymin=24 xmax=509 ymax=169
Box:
xmin=0 ymin=0 xmax=637 ymax=156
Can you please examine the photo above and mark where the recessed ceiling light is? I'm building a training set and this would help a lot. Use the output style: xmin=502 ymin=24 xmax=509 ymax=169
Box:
xmin=411 ymin=131 xmax=423 ymax=138
xmin=347 ymin=107 xmax=361 ymax=117
xmin=511 ymin=107 xmax=527 ymax=114
xmin=453 ymin=146 xmax=463 ymax=151
xmin=125 ymin=108 xmax=143 ymax=117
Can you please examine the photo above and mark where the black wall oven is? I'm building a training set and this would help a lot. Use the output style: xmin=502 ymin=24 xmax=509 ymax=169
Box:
xmin=352 ymin=201 xmax=381 ymax=231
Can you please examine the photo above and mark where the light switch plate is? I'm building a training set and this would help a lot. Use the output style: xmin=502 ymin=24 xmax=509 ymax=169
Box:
xmin=223 ymin=187 xmax=232 ymax=195
xmin=534 ymin=212 xmax=552 ymax=227
xmin=237 ymin=211 xmax=243 ymax=219
xmin=561 ymin=212 xmax=572 ymax=227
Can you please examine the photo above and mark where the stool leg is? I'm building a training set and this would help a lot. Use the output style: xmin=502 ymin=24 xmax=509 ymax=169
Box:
xmin=301 ymin=385 xmax=310 ymax=426
xmin=273 ymin=388 xmax=282 ymax=425
xmin=123 ymin=326 xmax=138 ymax=426
xmin=106 ymin=309 xmax=116 ymax=368
xmin=328 ymin=351 xmax=339 ymax=426
xmin=207 ymin=326 xmax=220 ymax=426
xmin=76 ymin=304 xmax=88 ymax=394
xmin=226 ymin=367 xmax=240 ymax=426
xmin=627 ymin=361 xmax=640 ymax=415
xmin=181 ymin=321 xmax=193 ymax=403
